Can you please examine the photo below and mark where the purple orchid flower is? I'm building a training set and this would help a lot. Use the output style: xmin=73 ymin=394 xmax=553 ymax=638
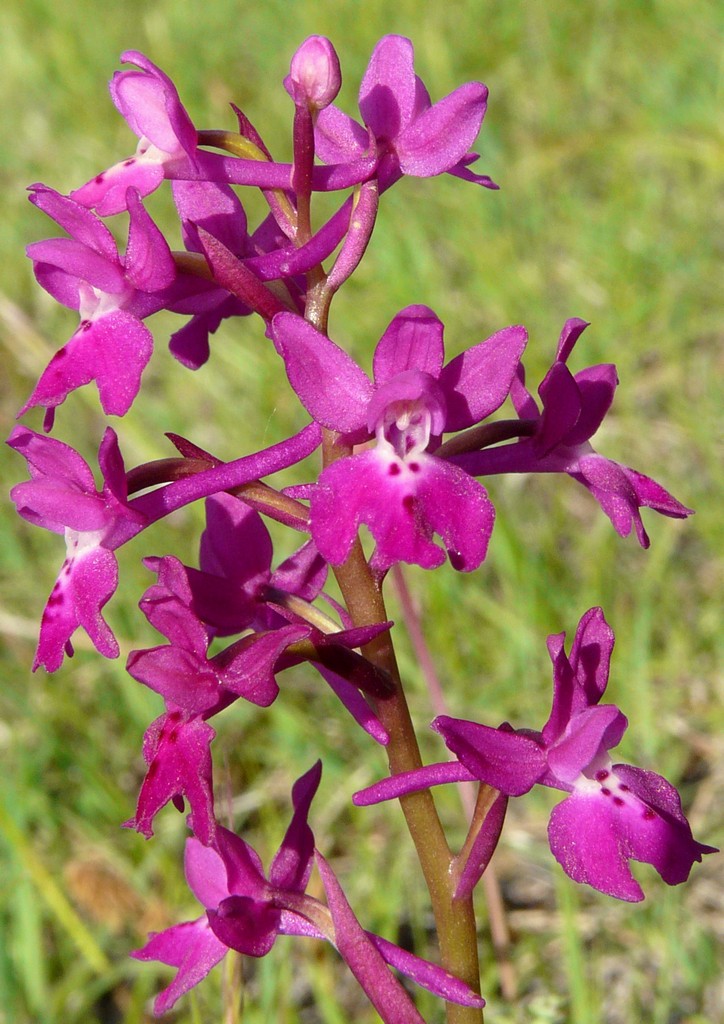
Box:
xmin=8 ymin=421 xmax=322 ymax=674
xmin=164 ymin=179 xmax=307 ymax=369
xmin=271 ymin=305 xmax=527 ymax=572
xmin=125 ymin=517 xmax=392 ymax=840
xmin=20 ymin=184 xmax=175 ymax=428
xmin=133 ymin=763 xmax=485 ymax=1019
xmin=315 ymin=34 xmax=496 ymax=192
xmin=452 ymin=318 xmax=693 ymax=547
xmin=169 ymin=491 xmax=327 ymax=637
xmin=70 ymin=51 xmax=377 ymax=217
xmin=355 ymin=608 xmax=716 ymax=902
xmin=71 ymin=51 xmax=200 ymax=216
xmin=129 ymin=498 xmax=391 ymax=737
xmin=7 ymin=425 xmax=145 ymax=672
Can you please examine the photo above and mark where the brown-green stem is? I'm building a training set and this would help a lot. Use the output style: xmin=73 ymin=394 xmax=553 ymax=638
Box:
xmin=322 ymin=431 xmax=483 ymax=1023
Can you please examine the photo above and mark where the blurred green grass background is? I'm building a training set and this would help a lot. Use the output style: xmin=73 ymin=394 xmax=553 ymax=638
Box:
xmin=1 ymin=1 xmax=721 ymax=1022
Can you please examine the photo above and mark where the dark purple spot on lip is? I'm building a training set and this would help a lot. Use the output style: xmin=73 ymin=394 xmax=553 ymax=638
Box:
xmin=80 ymin=321 xmax=92 ymax=332
xmin=401 ymin=494 xmax=415 ymax=511
xmin=595 ymin=769 xmax=610 ymax=781
xmin=94 ymin=173 xmax=105 ymax=184
xmin=613 ymin=796 xmax=624 ymax=806
xmin=388 ymin=463 xmax=401 ymax=476
xmin=600 ymin=786 xmax=611 ymax=796
xmin=642 ymin=807 xmax=656 ymax=820
xmin=167 ymin=710 xmax=182 ymax=724
xmin=619 ymin=783 xmax=630 ymax=792
xmin=123 ymin=159 xmax=136 ymax=167
xmin=408 ymin=461 xmax=420 ymax=473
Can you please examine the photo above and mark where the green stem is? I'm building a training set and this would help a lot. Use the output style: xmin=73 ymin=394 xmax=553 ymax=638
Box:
xmin=322 ymin=430 xmax=483 ymax=1023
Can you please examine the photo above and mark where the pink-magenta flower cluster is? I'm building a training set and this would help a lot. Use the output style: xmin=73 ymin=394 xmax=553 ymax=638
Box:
xmin=9 ymin=33 xmax=713 ymax=1022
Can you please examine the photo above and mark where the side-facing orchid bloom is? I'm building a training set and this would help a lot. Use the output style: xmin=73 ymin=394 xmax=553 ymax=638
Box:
xmin=272 ymin=304 xmax=527 ymax=572
xmin=355 ymin=608 xmax=716 ymax=901
xmin=8 ymin=422 xmax=322 ymax=676
xmin=315 ymin=34 xmax=495 ymax=191
xmin=20 ymin=184 xmax=175 ymax=428
xmin=7 ymin=426 xmax=145 ymax=672
xmin=71 ymin=51 xmax=200 ymax=216
xmin=71 ymin=50 xmax=376 ymax=218
xmin=452 ymin=318 xmax=692 ymax=547
xmin=133 ymin=763 xmax=485 ymax=1020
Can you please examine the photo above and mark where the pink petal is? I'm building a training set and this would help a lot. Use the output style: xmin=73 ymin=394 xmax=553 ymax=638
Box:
xmin=556 ymin=317 xmax=590 ymax=363
xmin=270 ymin=761 xmax=322 ymax=891
xmin=26 ymin=238 xmax=126 ymax=293
xmin=548 ymin=790 xmax=646 ymax=901
xmin=28 ymin=184 xmax=118 ymax=260
xmin=314 ymin=104 xmax=370 ymax=165
xmin=129 ymin=712 xmax=216 ymax=843
xmin=568 ymin=606 xmax=615 ymax=706
xmin=439 ymin=325 xmax=527 ymax=430
xmin=200 ymin=493 xmax=272 ymax=585
xmin=20 ymin=310 xmax=153 ymax=418
xmin=359 ymin=35 xmax=417 ymax=140
xmin=131 ymin=917 xmax=227 ymax=1014
xmin=71 ymin=159 xmax=165 ymax=216
xmin=433 ymin=717 xmax=546 ymax=796
xmin=271 ymin=312 xmax=373 ymax=432
xmin=372 ymin=305 xmax=445 ymax=385
xmin=124 ymin=188 xmax=176 ymax=291
xmin=184 ymin=838 xmax=230 ymax=909
xmin=613 ymin=765 xmax=717 ymax=885
xmin=34 ymin=545 xmax=119 ymax=672
xmin=397 ymin=82 xmax=488 ymax=177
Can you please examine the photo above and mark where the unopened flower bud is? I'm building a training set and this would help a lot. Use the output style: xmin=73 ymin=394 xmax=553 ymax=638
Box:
xmin=285 ymin=36 xmax=341 ymax=110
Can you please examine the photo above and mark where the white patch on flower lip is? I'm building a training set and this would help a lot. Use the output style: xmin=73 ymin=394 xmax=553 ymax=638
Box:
xmin=78 ymin=281 xmax=131 ymax=319
xmin=573 ymin=761 xmax=647 ymax=815
xmin=64 ymin=526 xmax=106 ymax=561
xmin=374 ymin=399 xmax=433 ymax=460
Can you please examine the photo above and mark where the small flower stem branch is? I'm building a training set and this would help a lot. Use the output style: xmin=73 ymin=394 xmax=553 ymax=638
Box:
xmin=436 ymin=418 xmax=537 ymax=460
xmin=391 ymin=564 xmax=517 ymax=1000
xmin=321 ymin=428 xmax=483 ymax=1023
xmin=291 ymin=106 xmax=316 ymax=244
xmin=126 ymin=458 xmax=311 ymax=529
xmin=197 ymin=129 xmax=297 ymax=236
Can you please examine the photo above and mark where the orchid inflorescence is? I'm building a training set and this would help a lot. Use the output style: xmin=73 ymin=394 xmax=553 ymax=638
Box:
xmin=9 ymin=34 xmax=714 ymax=1022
